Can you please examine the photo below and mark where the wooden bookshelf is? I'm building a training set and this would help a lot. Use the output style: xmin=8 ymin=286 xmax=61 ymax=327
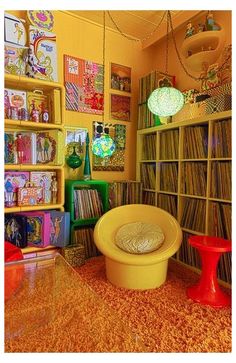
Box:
xmin=136 ymin=110 xmax=232 ymax=285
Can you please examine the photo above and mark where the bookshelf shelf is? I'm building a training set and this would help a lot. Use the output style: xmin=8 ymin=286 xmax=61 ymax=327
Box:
xmin=5 ymin=119 xmax=63 ymax=130
xmin=64 ymin=180 xmax=109 ymax=252
xmin=136 ymin=111 xmax=232 ymax=284
xmin=4 ymin=74 xmax=65 ymax=255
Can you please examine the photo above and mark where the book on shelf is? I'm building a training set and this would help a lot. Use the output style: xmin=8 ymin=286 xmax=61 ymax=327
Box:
xmin=178 ymin=232 xmax=202 ymax=270
xmin=4 ymin=171 xmax=30 ymax=207
xmin=17 ymin=211 xmax=51 ymax=248
xmin=208 ymin=202 xmax=231 ymax=240
xmin=5 ymin=214 xmax=28 ymax=248
xmin=141 ymin=163 xmax=156 ymax=189
xmin=142 ymin=191 xmax=156 ymax=206
xmin=158 ymin=194 xmax=177 ymax=218
xmin=181 ymin=198 xmax=206 ymax=233
xmin=183 ymin=125 xmax=208 ymax=159
xmin=212 ymin=118 xmax=231 ymax=158
xmin=30 ymin=171 xmax=56 ymax=204
xmin=142 ymin=134 xmax=156 ymax=160
xmin=181 ymin=162 xmax=207 ymax=196
xmin=160 ymin=129 xmax=179 ymax=160
xmin=49 ymin=211 xmax=70 ymax=247
xmin=4 ymin=132 xmax=16 ymax=164
xmin=210 ymin=161 xmax=231 ymax=200
xmin=73 ymin=227 xmax=99 ymax=259
xmin=109 ymin=180 xmax=142 ymax=208
xmin=160 ymin=162 xmax=178 ymax=193
xmin=73 ymin=188 xmax=103 ymax=220
xmin=4 ymin=129 xmax=64 ymax=165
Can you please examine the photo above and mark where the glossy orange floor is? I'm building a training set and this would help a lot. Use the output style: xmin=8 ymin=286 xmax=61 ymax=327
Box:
xmin=5 ymin=254 xmax=146 ymax=352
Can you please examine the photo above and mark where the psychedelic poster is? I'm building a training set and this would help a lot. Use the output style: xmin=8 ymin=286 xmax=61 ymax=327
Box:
xmin=110 ymin=94 xmax=131 ymax=121
xmin=64 ymin=54 xmax=104 ymax=114
xmin=92 ymin=121 xmax=126 ymax=171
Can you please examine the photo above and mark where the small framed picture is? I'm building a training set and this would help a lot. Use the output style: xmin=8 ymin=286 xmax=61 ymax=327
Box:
xmin=4 ymin=12 xmax=26 ymax=47
xmin=110 ymin=63 xmax=131 ymax=92
xmin=110 ymin=94 xmax=131 ymax=121
xmin=65 ymin=127 xmax=88 ymax=158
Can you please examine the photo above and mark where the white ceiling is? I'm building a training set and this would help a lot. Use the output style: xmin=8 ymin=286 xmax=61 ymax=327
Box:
xmin=68 ymin=10 xmax=183 ymax=41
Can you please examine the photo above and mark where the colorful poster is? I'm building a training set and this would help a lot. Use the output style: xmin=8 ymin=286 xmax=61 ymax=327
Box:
xmin=92 ymin=121 xmax=126 ymax=171
xmin=111 ymin=63 xmax=131 ymax=92
xmin=110 ymin=94 xmax=131 ymax=121
xmin=64 ymin=54 xmax=104 ymax=114
xmin=26 ymin=26 xmax=58 ymax=81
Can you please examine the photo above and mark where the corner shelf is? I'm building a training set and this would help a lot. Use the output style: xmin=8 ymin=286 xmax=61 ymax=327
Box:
xmin=181 ymin=29 xmax=225 ymax=72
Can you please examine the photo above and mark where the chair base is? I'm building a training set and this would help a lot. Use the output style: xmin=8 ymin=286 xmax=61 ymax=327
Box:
xmin=105 ymin=257 xmax=168 ymax=290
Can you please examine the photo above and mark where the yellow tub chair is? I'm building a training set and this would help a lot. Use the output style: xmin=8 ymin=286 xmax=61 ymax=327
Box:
xmin=94 ymin=204 xmax=183 ymax=290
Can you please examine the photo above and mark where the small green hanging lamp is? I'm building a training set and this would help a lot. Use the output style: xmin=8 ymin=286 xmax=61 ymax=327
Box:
xmin=92 ymin=134 xmax=116 ymax=158
xmin=66 ymin=145 xmax=82 ymax=170
xmin=91 ymin=12 xmax=116 ymax=160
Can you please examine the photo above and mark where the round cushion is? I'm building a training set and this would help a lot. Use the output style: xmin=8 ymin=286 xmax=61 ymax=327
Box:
xmin=115 ymin=222 xmax=164 ymax=254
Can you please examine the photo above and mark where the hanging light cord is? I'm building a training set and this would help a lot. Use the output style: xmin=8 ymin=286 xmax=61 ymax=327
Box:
xmin=165 ymin=11 xmax=170 ymax=74
xmin=107 ymin=10 xmax=231 ymax=83
xmin=107 ymin=10 xmax=167 ymax=42
xmin=167 ymin=10 xmax=231 ymax=81
xmin=102 ymin=10 xmax=106 ymax=123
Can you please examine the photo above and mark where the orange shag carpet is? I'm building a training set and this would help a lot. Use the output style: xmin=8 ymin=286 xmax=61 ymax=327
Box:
xmin=75 ymin=256 xmax=232 ymax=353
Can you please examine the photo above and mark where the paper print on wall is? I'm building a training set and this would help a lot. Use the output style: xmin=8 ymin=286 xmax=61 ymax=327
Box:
xmin=93 ymin=121 xmax=126 ymax=171
xmin=27 ymin=11 xmax=54 ymax=31
xmin=65 ymin=82 xmax=79 ymax=111
xmin=111 ymin=63 xmax=131 ymax=92
xmin=26 ymin=26 xmax=58 ymax=81
xmin=110 ymin=94 xmax=131 ymax=121
xmin=156 ymin=71 xmax=175 ymax=88
xmin=64 ymin=54 xmax=104 ymax=114
xmin=4 ymin=12 xmax=27 ymax=47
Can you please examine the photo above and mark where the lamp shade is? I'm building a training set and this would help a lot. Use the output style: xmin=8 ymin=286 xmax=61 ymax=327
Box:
xmin=92 ymin=134 xmax=116 ymax=158
xmin=148 ymin=87 xmax=184 ymax=117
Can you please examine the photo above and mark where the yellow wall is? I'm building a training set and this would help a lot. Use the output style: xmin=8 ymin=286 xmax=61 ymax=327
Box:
xmin=148 ymin=10 xmax=232 ymax=91
xmin=7 ymin=10 xmax=154 ymax=182
xmin=6 ymin=10 xmax=231 ymax=182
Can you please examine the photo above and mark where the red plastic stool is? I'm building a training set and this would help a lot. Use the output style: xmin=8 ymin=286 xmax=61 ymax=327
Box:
xmin=186 ymin=236 xmax=231 ymax=308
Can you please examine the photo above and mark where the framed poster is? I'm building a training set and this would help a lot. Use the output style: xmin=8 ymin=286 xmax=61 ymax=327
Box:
xmin=64 ymin=54 xmax=104 ymax=114
xmin=4 ymin=12 xmax=26 ymax=47
xmin=65 ymin=127 xmax=87 ymax=158
xmin=64 ymin=126 xmax=88 ymax=179
xmin=92 ymin=121 xmax=126 ymax=171
xmin=110 ymin=63 xmax=131 ymax=92
xmin=110 ymin=94 xmax=131 ymax=121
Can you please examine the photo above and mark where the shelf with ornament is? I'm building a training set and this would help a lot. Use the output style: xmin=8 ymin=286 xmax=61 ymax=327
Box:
xmin=5 ymin=73 xmax=65 ymax=127
xmin=181 ymin=29 xmax=225 ymax=72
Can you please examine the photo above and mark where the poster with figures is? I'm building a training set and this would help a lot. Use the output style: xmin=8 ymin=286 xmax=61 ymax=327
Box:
xmin=92 ymin=121 xmax=126 ymax=171
xmin=26 ymin=26 xmax=58 ymax=81
xmin=64 ymin=54 xmax=104 ymax=114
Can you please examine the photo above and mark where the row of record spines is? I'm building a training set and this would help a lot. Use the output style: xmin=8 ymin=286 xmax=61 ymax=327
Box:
xmin=73 ymin=189 xmax=103 ymax=220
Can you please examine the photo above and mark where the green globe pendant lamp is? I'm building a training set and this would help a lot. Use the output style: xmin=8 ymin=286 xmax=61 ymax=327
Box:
xmin=148 ymin=86 xmax=184 ymax=117
xmin=92 ymin=134 xmax=116 ymax=158
xmin=66 ymin=145 xmax=82 ymax=170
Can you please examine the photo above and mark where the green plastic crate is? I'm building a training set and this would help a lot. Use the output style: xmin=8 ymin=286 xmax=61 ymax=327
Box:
xmin=64 ymin=179 xmax=109 ymax=225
